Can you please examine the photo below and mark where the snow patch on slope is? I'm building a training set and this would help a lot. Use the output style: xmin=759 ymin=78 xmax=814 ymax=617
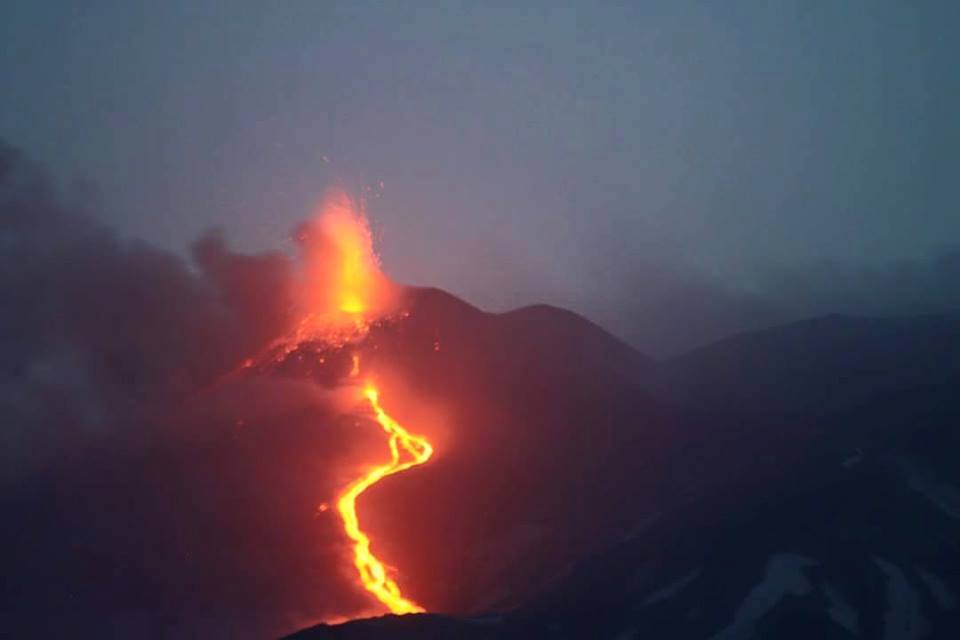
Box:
xmin=710 ymin=553 xmax=816 ymax=640
xmin=891 ymin=456 xmax=960 ymax=520
xmin=640 ymin=569 xmax=701 ymax=607
xmin=915 ymin=567 xmax=957 ymax=611
xmin=875 ymin=557 xmax=929 ymax=640
xmin=823 ymin=582 xmax=859 ymax=635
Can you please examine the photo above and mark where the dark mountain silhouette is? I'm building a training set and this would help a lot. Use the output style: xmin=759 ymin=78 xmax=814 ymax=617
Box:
xmin=661 ymin=313 xmax=960 ymax=413
xmin=290 ymin=304 xmax=960 ymax=639
xmin=5 ymin=140 xmax=957 ymax=638
xmin=0 ymin=282 xmax=668 ymax=638
xmin=5 ymin=267 xmax=958 ymax=638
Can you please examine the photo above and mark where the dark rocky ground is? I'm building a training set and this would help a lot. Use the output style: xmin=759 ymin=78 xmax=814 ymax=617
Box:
xmin=290 ymin=306 xmax=960 ymax=640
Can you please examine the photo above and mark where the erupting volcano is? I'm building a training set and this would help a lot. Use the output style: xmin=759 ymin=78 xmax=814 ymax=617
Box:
xmin=247 ymin=190 xmax=434 ymax=618
xmin=10 ymin=140 xmax=955 ymax=640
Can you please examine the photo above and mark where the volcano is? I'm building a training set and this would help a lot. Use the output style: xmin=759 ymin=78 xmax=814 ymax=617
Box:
xmin=5 ymin=278 xmax=960 ymax=638
xmin=254 ymin=284 xmax=663 ymax=617
xmin=2 ymin=181 xmax=680 ymax=637
xmin=222 ymin=190 xmax=667 ymax=622
xmin=4 ymin=173 xmax=959 ymax=639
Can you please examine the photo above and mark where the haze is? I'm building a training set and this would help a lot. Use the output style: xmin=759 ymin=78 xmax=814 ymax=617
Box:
xmin=3 ymin=1 xmax=958 ymax=354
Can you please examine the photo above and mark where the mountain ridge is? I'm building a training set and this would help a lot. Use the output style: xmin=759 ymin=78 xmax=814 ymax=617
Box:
xmin=288 ymin=305 xmax=960 ymax=639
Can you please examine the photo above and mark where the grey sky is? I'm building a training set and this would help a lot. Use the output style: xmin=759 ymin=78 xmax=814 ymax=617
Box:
xmin=2 ymin=1 xmax=958 ymax=354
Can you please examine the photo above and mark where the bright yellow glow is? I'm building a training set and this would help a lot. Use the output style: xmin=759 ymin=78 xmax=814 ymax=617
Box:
xmin=303 ymin=189 xmax=389 ymax=322
xmin=335 ymin=381 xmax=434 ymax=615
xmin=234 ymin=188 xmax=428 ymax=618
xmin=265 ymin=189 xmax=398 ymax=359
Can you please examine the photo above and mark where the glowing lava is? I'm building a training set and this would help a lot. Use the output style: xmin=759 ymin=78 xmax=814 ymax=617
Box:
xmin=230 ymin=189 xmax=432 ymax=616
xmin=335 ymin=382 xmax=434 ymax=614
xmin=290 ymin=188 xmax=397 ymax=346
xmin=288 ymin=189 xmax=430 ymax=616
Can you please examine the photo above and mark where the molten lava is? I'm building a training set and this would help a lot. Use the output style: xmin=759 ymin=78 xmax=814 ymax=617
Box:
xmin=335 ymin=383 xmax=434 ymax=614
xmin=252 ymin=189 xmax=433 ymax=617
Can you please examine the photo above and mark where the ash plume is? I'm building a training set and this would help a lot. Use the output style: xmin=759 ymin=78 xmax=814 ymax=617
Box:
xmin=0 ymin=142 xmax=376 ymax=636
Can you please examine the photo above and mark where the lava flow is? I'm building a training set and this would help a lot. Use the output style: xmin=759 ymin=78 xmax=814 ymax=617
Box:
xmin=336 ymin=380 xmax=434 ymax=614
xmin=269 ymin=189 xmax=432 ymax=616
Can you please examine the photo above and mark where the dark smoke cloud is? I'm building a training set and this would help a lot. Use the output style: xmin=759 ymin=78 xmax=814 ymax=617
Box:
xmin=0 ymin=140 xmax=293 ymax=479
xmin=0 ymin=142 xmax=376 ymax=637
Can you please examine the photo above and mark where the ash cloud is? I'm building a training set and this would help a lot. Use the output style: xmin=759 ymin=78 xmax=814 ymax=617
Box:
xmin=0 ymin=142 xmax=374 ymax=636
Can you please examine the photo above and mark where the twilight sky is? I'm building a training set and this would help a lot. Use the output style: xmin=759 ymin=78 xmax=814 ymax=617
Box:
xmin=3 ymin=1 xmax=958 ymax=355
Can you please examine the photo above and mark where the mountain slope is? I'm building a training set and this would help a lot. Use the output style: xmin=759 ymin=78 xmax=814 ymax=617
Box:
xmin=660 ymin=312 xmax=960 ymax=413
xmin=327 ymin=287 xmax=667 ymax=614
xmin=290 ymin=310 xmax=960 ymax=639
xmin=0 ymin=286 xmax=663 ymax=638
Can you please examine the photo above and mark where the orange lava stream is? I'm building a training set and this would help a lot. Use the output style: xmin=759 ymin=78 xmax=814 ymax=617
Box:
xmin=335 ymin=381 xmax=434 ymax=615
xmin=251 ymin=189 xmax=432 ymax=617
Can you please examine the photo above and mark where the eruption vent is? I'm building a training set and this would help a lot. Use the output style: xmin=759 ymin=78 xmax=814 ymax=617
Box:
xmin=284 ymin=189 xmax=399 ymax=349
